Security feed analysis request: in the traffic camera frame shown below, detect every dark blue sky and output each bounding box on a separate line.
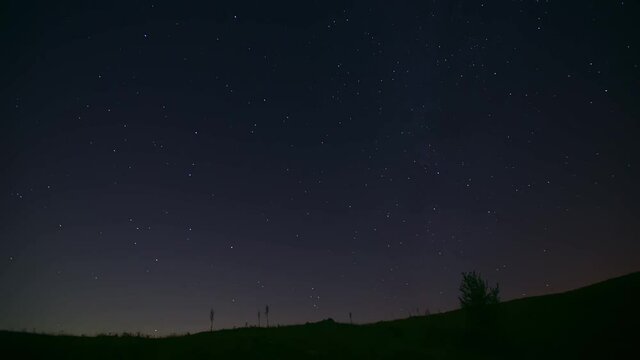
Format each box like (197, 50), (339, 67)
(1, 0), (639, 335)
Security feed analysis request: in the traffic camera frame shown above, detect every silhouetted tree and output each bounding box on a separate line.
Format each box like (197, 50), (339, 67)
(459, 271), (501, 334)
(265, 305), (270, 328)
(459, 271), (500, 309)
(258, 311), (261, 327)
(349, 312), (353, 324)
(209, 309), (215, 332)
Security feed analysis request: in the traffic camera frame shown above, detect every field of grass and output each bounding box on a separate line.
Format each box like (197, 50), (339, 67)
(1, 272), (638, 359)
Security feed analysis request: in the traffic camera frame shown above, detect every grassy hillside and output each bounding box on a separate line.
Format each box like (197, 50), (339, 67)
(2, 272), (638, 359)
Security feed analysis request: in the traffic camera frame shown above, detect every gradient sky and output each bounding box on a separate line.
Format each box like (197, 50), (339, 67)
(1, 1), (639, 336)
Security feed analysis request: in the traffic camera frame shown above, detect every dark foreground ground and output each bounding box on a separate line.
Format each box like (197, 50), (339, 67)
(1, 272), (638, 359)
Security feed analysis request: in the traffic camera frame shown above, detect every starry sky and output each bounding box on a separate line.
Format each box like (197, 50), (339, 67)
(1, 1), (639, 336)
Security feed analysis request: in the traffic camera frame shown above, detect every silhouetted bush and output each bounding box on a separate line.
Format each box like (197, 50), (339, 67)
(458, 271), (502, 349)
(265, 305), (270, 328)
(459, 271), (500, 309)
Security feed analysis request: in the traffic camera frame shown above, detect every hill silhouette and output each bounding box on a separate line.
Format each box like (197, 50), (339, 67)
(1, 272), (638, 359)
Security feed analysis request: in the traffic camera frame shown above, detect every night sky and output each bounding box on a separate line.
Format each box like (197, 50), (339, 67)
(1, 1), (639, 336)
